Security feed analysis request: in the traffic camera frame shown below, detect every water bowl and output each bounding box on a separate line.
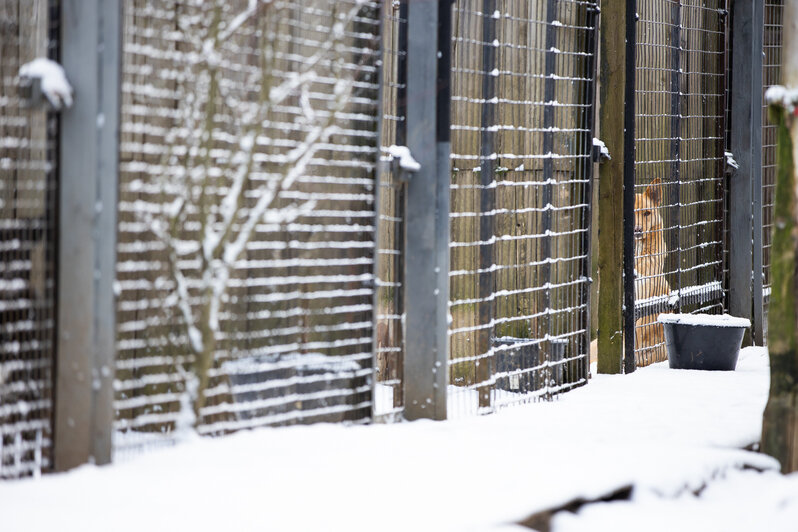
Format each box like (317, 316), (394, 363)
(657, 313), (751, 371)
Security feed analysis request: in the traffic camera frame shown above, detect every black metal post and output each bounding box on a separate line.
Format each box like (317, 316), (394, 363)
(623, 0), (637, 374)
(579, 2), (600, 381)
(729, 0), (763, 345)
(542, 0), (559, 392)
(396, 1), (408, 148)
(477, 0), (497, 409)
(751, 3), (765, 345)
(669, 0), (682, 312)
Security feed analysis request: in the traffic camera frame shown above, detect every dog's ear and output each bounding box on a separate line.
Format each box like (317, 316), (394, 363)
(645, 178), (661, 206)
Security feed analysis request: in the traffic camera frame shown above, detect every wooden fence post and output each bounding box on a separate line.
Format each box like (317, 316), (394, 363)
(54, 0), (121, 470)
(596, 0), (627, 373)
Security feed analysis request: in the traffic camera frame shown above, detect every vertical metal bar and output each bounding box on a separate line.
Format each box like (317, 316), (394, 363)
(669, 0), (682, 313)
(396, 1), (408, 148)
(395, 1), (409, 408)
(54, 0), (121, 470)
(542, 0), (559, 391)
(435, 0), (453, 410)
(477, 0), (497, 409)
(580, 2), (600, 382)
(404, 0), (448, 420)
(371, 0), (388, 421)
(751, 1), (765, 344)
(623, 0), (637, 374)
(729, 0), (761, 343)
(718, 7), (730, 310)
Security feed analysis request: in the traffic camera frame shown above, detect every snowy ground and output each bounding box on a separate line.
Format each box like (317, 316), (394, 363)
(1, 347), (792, 532)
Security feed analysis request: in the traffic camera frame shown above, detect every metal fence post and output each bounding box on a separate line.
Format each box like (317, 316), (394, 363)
(403, 0), (450, 420)
(476, 0), (497, 410)
(622, 0), (637, 374)
(729, 0), (763, 344)
(54, 0), (121, 470)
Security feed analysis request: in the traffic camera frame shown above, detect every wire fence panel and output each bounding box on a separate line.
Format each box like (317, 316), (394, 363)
(762, 0), (783, 342)
(0, 0), (58, 479)
(632, 0), (728, 367)
(373, 1), (406, 420)
(114, 0), (381, 456)
(448, 0), (597, 417)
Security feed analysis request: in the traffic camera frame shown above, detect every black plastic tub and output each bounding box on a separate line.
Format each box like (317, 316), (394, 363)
(657, 313), (751, 371)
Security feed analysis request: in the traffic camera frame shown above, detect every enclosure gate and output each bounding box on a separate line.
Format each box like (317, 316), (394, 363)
(625, 0), (730, 368)
(375, 0), (600, 418)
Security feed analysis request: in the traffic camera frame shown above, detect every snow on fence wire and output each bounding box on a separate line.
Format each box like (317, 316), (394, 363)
(631, 0), (728, 367)
(0, 0), (59, 479)
(447, 0), (598, 416)
(373, 1), (407, 419)
(113, 0), (381, 456)
(761, 0), (784, 340)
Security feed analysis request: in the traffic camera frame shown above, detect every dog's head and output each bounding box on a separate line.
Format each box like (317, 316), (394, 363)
(634, 178), (663, 241)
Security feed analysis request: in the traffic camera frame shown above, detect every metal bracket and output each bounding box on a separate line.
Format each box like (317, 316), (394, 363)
(592, 143), (611, 163)
(724, 151), (739, 178)
(379, 156), (418, 182)
(19, 76), (46, 109)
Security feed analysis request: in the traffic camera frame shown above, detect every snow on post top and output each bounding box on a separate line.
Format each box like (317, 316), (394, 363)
(18, 57), (73, 110)
(384, 145), (421, 172)
(657, 313), (751, 328)
(765, 84), (798, 115)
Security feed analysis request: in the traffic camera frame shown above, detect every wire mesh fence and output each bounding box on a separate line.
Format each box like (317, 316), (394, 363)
(631, 0), (728, 367)
(113, 0), (381, 456)
(0, 0), (59, 479)
(373, 1), (407, 420)
(447, 0), (597, 416)
(0, 0), (789, 480)
(761, 0), (783, 341)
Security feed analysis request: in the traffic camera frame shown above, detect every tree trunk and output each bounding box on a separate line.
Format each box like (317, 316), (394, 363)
(193, 297), (218, 421)
(761, 2), (798, 470)
(761, 103), (798, 472)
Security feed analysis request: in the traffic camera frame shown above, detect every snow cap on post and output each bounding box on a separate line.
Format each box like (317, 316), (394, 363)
(18, 57), (74, 111)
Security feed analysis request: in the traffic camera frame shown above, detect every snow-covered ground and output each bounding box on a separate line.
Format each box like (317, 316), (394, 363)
(1, 347), (791, 531)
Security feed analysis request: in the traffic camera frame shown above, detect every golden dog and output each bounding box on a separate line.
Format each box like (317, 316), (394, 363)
(590, 178), (670, 367)
(633, 178), (670, 363)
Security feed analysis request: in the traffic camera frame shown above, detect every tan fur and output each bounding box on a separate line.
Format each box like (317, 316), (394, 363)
(633, 178), (670, 364)
(590, 179), (670, 367)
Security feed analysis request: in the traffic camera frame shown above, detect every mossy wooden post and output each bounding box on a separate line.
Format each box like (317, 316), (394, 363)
(761, 0), (798, 474)
(596, 0), (625, 373)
